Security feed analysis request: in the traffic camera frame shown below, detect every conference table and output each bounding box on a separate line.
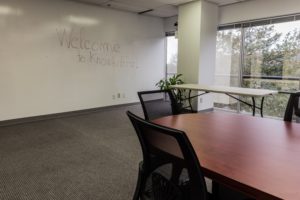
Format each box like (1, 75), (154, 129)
(171, 84), (278, 117)
(153, 112), (300, 200)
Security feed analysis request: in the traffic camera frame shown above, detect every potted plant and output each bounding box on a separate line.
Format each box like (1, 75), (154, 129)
(155, 74), (184, 91)
(156, 74), (186, 104)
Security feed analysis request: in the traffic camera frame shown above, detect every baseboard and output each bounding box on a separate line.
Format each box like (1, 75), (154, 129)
(198, 108), (214, 113)
(0, 102), (140, 127)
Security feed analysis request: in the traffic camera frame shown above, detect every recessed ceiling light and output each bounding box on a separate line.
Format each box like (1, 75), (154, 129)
(0, 5), (22, 15)
(67, 15), (99, 26)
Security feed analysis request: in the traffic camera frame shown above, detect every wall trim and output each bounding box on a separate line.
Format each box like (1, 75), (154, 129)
(0, 102), (140, 127)
(198, 108), (214, 113)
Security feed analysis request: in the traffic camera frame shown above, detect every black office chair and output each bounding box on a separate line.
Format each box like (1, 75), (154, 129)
(127, 111), (209, 200)
(284, 91), (300, 122)
(138, 90), (192, 121)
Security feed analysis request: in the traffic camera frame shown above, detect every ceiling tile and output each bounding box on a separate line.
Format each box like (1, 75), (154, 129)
(206, 0), (250, 6)
(72, 0), (109, 5)
(106, 1), (147, 12)
(155, 0), (195, 6)
(69, 0), (253, 18)
(145, 4), (178, 18)
(113, 0), (165, 9)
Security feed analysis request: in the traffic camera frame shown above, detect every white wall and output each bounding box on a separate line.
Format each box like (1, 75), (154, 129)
(0, 0), (165, 121)
(219, 0), (300, 24)
(178, 1), (218, 111)
(164, 16), (178, 33)
(198, 1), (218, 110)
(178, 1), (201, 84)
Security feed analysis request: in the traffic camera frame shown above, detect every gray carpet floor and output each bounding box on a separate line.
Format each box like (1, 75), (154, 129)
(0, 104), (144, 200)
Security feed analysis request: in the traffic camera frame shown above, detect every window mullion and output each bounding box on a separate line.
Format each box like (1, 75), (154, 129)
(237, 27), (246, 113)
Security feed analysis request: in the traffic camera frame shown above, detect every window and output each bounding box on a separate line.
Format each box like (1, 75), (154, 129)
(215, 15), (300, 118)
(166, 34), (178, 78)
(215, 29), (241, 112)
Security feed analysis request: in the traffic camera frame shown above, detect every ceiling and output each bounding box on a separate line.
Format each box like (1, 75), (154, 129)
(70, 0), (252, 18)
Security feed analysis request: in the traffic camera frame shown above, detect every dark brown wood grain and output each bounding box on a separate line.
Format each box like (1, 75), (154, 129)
(153, 112), (300, 200)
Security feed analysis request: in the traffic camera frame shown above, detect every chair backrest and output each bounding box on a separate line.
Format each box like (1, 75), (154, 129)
(138, 90), (179, 121)
(127, 111), (208, 200)
(284, 92), (300, 122)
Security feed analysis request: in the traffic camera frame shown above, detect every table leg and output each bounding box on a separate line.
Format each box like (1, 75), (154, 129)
(251, 97), (256, 116)
(260, 97), (265, 117)
(188, 89), (193, 112)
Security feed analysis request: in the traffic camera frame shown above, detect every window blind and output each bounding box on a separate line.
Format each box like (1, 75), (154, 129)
(218, 13), (300, 30)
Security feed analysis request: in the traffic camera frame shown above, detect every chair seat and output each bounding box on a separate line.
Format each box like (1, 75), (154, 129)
(136, 160), (215, 200)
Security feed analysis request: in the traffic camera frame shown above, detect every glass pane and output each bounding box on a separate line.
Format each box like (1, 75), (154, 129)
(166, 36), (178, 75)
(242, 21), (300, 118)
(214, 29), (242, 111)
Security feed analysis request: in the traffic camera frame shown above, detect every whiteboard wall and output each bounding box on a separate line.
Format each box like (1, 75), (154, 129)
(0, 0), (165, 121)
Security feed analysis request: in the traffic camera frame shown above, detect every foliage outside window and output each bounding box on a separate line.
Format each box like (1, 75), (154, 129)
(166, 35), (178, 78)
(215, 19), (300, 118)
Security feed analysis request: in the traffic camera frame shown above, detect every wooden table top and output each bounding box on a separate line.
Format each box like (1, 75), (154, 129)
(153, 112), (300, 200)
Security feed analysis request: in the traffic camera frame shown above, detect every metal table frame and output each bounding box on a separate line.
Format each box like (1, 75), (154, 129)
(172, 84), (278, 117)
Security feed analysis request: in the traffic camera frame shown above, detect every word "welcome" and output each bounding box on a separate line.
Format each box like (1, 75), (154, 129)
(56, 28), (120, 54)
